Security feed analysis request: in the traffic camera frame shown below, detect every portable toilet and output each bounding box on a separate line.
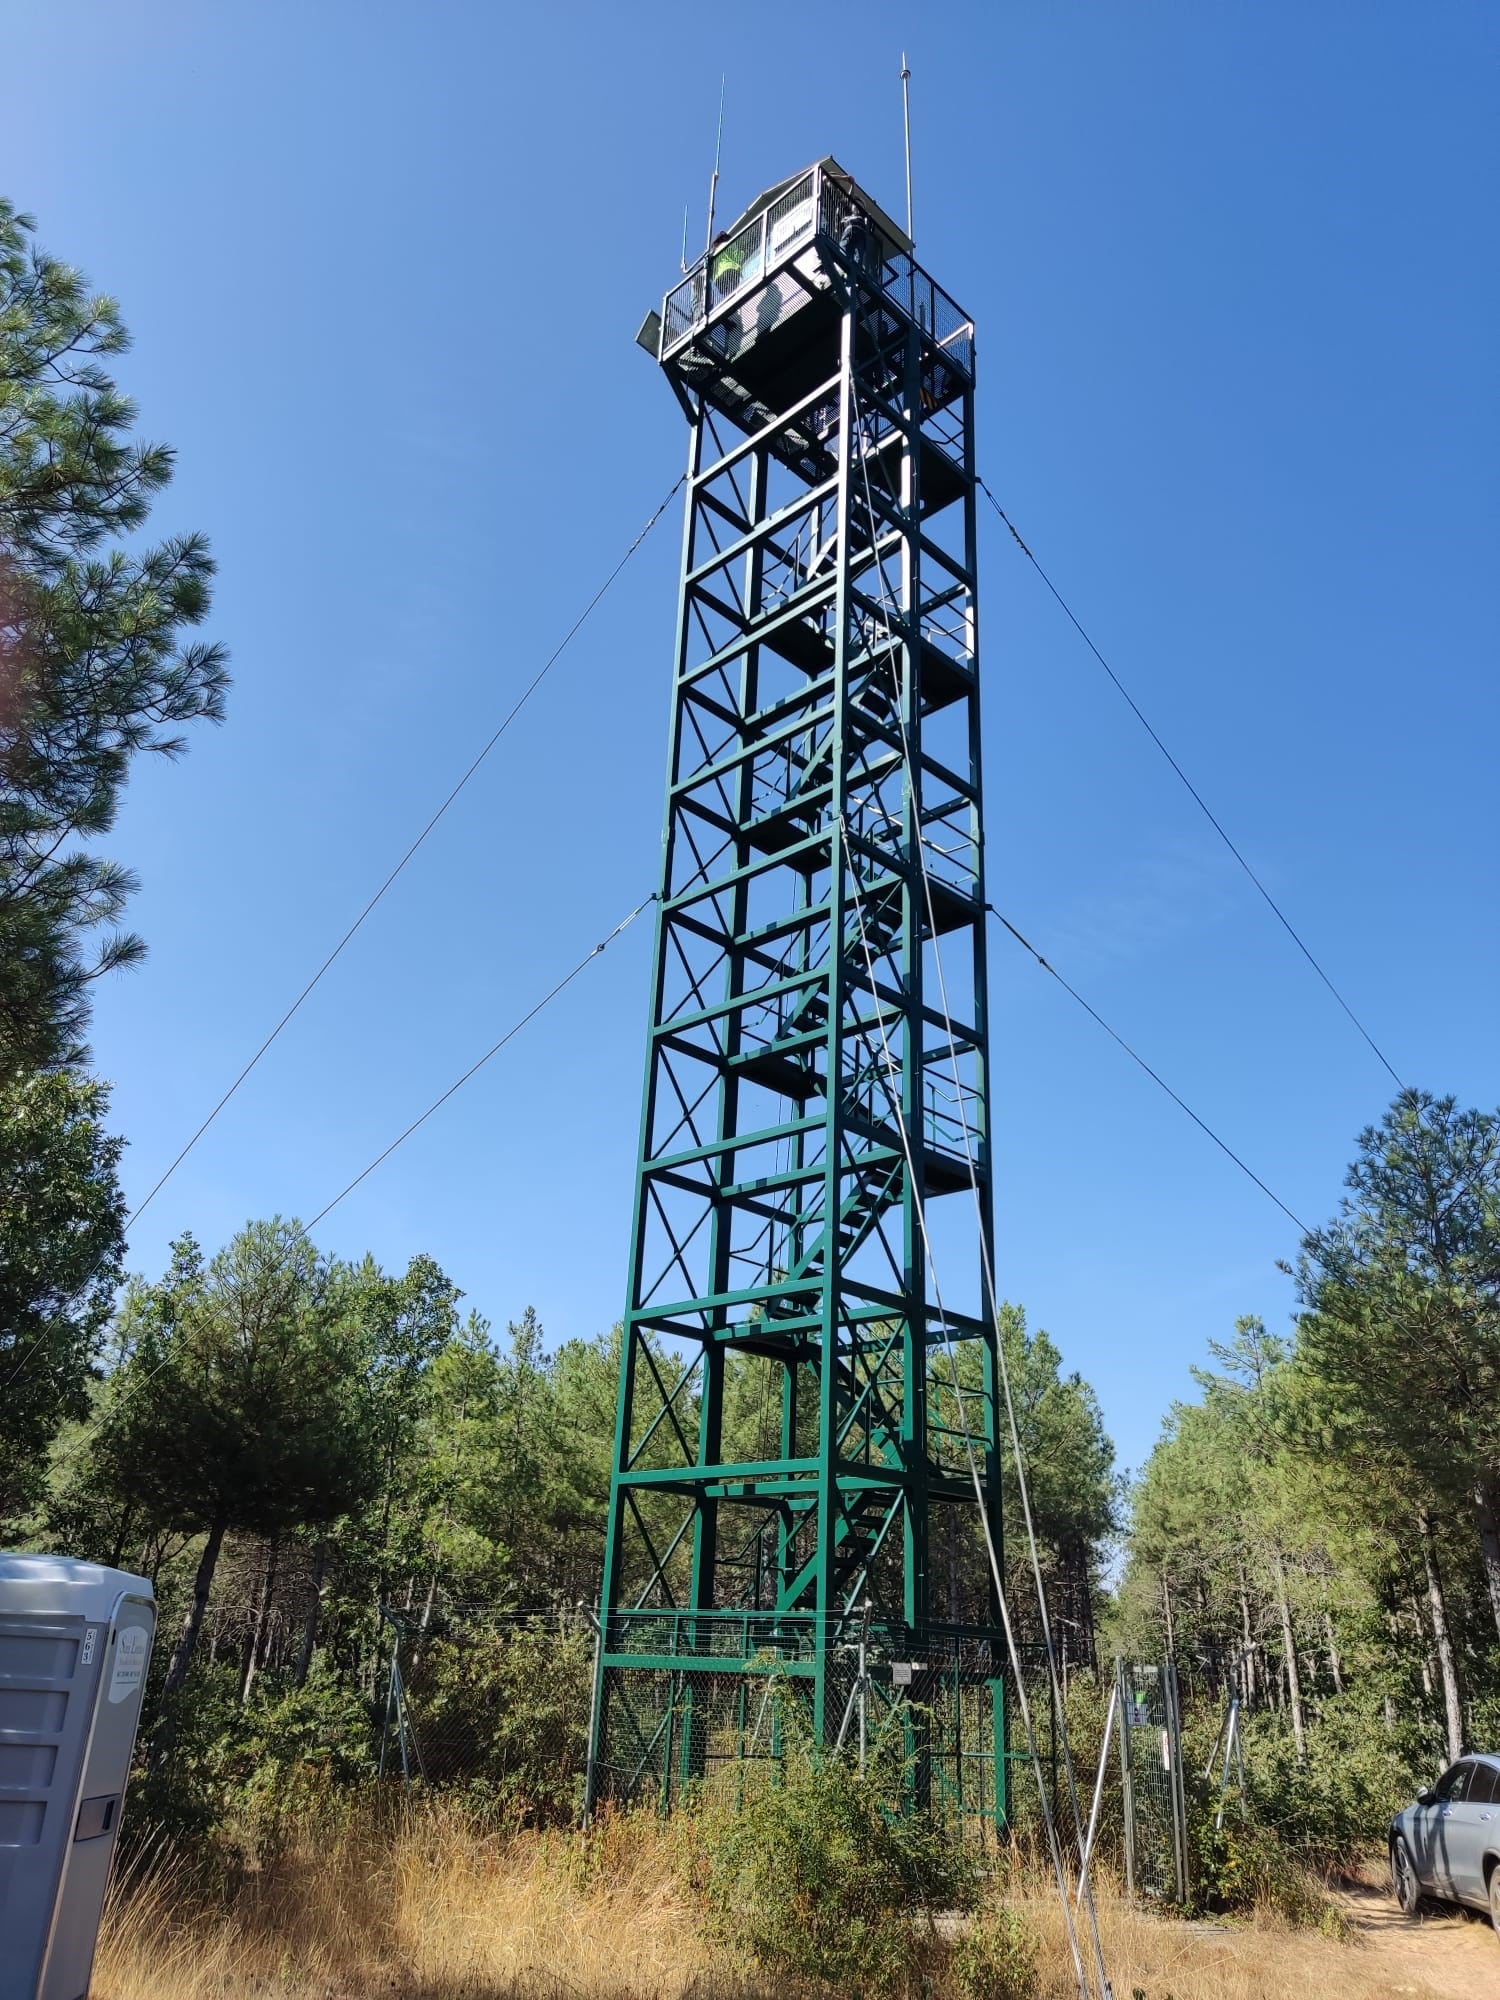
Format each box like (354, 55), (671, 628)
(0, 1555), (156, 2000)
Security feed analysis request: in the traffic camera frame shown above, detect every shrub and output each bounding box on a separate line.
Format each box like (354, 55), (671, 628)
(123, 1662), (375, 1878)
(951, 1907), (1039, 2000)
(203, 1670), (376, 1866)
(404, 1622), (591, 1823)
(684, 1696), (974, 1996)
(1193, 1815), (1349, 1936)
(1233, 1694), (1420, 1859)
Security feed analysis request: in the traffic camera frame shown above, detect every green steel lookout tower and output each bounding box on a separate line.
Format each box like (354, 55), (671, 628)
(589, 161), (1007, 1823)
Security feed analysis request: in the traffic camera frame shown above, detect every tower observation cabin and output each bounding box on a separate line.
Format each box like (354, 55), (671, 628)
(591, 161), (1009, 1824)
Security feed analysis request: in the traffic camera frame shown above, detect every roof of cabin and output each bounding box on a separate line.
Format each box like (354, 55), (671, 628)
(718, 157), (913, 258)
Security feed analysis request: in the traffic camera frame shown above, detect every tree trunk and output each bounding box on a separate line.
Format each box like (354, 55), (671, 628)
(1237, 1565), (1257, 1707)
(241, 1538), (279, 1705)
(1272, 1550), (1307, 1765)
(106, 1507), (135, 1573)
(1418, 1506), (1464, 1764)
(1471, 1474), (1500, 1643)
(1406, 1596), (1436, 1697)
(150, 1511), (227, 1770)
(162, 1513), (226, 1702)
(1323, 1612), (1345, 1696)
(1193, 1575), (1215, 1689)
(238, 1541), (266, 1700)
(294, 1548), (327, 1689)
(1161, 1572), (1178, 1661)
(411, 1569), (439, 1677)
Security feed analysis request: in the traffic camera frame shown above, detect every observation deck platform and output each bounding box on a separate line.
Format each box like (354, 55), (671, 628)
(639, 160), (975, 511)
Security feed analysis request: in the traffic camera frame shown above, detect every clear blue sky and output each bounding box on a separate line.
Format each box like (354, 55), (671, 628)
(6, 2), (1495, 1483)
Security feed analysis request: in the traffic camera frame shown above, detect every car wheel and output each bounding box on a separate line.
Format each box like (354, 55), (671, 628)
(1392, 1837), (1422, 1916)
(1488, 1865), (1500, 1938)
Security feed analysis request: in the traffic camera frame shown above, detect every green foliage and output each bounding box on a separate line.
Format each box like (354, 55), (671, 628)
(1296, 1091), (1500, 1640)
(1232, 1695), (1420, 1857)
(1192, 1815), (1348, 1936)
(950, 1908), (1039, 2000)
(120, 1666), (242, 1858)
(0, 195), (226, 1076)
(994, 1304), (1121, 1562)
(122, 1663), (372, 1873)
(1116, 1092), (1500, 1882)
(99, 1223), (382, 1547)
(686, 1704), (973, 1997)
(405, 1622), (592, 1823)
(0, 1068), (123, 1521)
(201, 1672), (376, 1866)
(927, 1303), (1119, 1629)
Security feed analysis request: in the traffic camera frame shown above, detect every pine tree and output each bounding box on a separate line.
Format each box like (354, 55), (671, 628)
(0, 196), (227, 1075)
(1298, 1092), (1500, 1639)
(0, 1068), (124, 1523)
(95, 1222), (381, 1743)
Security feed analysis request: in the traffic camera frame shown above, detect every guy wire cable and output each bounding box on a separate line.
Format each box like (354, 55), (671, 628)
(859, 414), (1317, 1241)
(838, 815), (1098, 2000)
(0, 476), (682, 1399)
(851, 386), (1321, 1245)
(987, 906), (1312, 1236)
(849, 420), (1112, 1996)
(978, 478), (1409, 1099)
(304, 894), (655, 1230)
(128, 475), (684, 1231)
(59, 891), (656, 1450)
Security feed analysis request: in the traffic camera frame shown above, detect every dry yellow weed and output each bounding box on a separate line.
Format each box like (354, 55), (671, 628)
(92, 1800), (1469, 2000)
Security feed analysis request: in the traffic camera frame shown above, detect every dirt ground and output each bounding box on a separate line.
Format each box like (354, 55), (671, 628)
(1332, 1869), (1500, 1999)
(1019, 1865), (1500, 2000)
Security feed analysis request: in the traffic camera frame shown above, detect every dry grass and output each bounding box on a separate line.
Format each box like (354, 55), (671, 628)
(96, 1807), (719, 2000)
(93, 1800), (1466, 2000)
(1023, 1892), (1442, 2000)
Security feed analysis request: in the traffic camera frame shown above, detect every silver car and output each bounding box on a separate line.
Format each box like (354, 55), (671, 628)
(1391, 1754), (1500, 1925)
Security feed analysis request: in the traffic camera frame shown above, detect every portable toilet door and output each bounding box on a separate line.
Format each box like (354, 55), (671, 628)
(0, 1554), (157, 2000)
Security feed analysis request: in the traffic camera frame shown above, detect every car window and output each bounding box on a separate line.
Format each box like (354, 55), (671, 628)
(1434, 1762), (1470, 1801)
(1469, 1763), (1499, 1805)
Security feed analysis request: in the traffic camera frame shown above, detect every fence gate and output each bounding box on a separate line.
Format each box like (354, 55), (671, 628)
(1116, 1657), (1188, 1903)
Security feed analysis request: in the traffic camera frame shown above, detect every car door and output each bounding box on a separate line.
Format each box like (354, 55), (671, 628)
(1411, 1762), (1469, 1897)
(1441, 1758), (1499, 1909)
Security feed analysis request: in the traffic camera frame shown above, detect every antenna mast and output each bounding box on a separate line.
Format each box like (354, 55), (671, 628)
(900, 53), (914, 243)
(703, 76), (726, 259)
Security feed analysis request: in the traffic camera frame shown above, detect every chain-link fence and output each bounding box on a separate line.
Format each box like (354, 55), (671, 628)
(592, 1625), (1023, 1844)
(378, 1601), (1096, 1853)
(379, 1604), (596, 1824)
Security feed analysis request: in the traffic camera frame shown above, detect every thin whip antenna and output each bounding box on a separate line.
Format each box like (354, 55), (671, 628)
(680, 205), (689, 274)
(703, 74), (726, 259)
(900, 53), (913, 243)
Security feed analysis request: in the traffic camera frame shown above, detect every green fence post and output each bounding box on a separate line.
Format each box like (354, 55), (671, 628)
(989, 1676), (1007, 1833)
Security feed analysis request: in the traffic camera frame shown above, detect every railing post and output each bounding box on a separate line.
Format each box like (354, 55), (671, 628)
(582, 1599), (604, 1824)
(1118, 1656), (1137, 1896)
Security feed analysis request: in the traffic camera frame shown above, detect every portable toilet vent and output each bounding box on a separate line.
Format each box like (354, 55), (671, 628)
(0, 1555), (156, 2000)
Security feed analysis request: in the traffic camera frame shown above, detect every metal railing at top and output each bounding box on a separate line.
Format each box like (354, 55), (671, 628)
(662, 169), (819, 352)
(658, 164), (974, 383)
(605, 1605), (1015, 1659)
